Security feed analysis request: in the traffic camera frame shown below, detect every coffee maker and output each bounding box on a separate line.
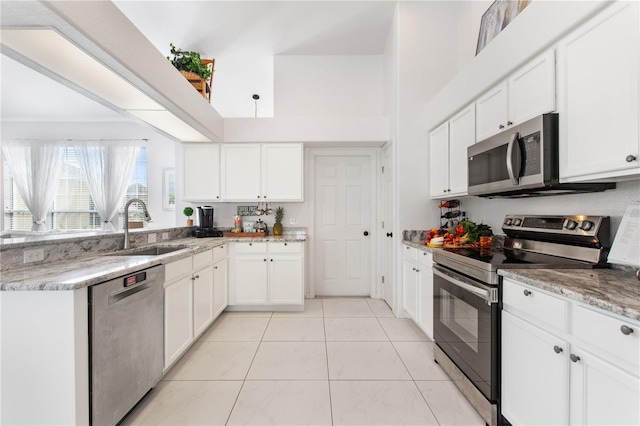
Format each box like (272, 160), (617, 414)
(194, 206), (223, 238)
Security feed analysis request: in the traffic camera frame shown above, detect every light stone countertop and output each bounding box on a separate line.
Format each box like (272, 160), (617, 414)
(0, 236), (306, 291)
(500, 268), (640, 322)
(402, 241), (434, 253)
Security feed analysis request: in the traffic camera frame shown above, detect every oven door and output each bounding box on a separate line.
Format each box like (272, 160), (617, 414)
(433, 264), (499, 402)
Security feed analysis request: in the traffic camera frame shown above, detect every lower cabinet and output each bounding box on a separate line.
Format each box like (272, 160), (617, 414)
(164, 245), (228, 369)
(402, 244), (434, 339)
(229, 241), (305, 307)
(502, 278), (640, 425)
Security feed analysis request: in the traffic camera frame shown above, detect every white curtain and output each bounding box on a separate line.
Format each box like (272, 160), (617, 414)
(75, 141), (143, 231)
(1, 140), (64, 231)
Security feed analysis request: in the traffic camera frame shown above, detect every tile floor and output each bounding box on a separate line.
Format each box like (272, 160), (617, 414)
(123, 298), (485, 426)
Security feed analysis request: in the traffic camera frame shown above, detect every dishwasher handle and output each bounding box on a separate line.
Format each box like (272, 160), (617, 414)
(109, 281), (157, 305)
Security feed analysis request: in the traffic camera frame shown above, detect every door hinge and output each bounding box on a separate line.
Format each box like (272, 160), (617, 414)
(381, 166), (385, 173)
(382, 221), (385, 229)
(382, 275), (385, 284)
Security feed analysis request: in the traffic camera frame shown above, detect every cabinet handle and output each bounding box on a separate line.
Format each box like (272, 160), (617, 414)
(443, 189), (447, 193)
(523, 289), (531, 296)
(412, 267), (416, 271)
(270, 259), (273, 262)
(415, 269), (420, 272)
(284, 242), (288, 246)
(216, 196), (220, 199)
(191, 274), (200, 280)
(553, 345), (563, 354)
(447, 189), (451, 192)
(570, 353), (580, 363)
(507, 121), (513, 126)
(257, 195), (261, 199)
(263, 195), (267, 199)
(264, 258), (267, 261)
(621, 325), (634, 335)
(249, 243), (252, 246)
(214, 266), (218, 269)
(499, 124), (505, 129)
(406, 246), (410, 250)
(626, 155), (637, 163)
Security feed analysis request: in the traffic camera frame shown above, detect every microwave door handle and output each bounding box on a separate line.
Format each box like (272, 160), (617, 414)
(506, 132), (521, 186)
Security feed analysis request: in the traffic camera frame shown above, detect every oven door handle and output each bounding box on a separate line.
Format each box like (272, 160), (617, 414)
(433, 265), (498, 303)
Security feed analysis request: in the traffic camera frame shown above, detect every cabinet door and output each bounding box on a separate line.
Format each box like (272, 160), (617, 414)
(233, 256), (268, 304)
(220, 144), (262, 201)
(508, 50), (556, 126)
(402, 259), (418, 319)
(448, 104), (475, 197)
(193, 265), (214, 338)
(164, 276), (194, 367)
(569, 346), (639, 425)
(269, 256), (304, 304)
(475, 81), (509, 142)
(183, 144), (221, 201)
(262, 144), (303, 201)
(558, 1), (640, 181)
(213, 258), (227, 318)
(429, 121), (450, 198)
(416, 251), (434, 338)
(501, 311), (569, 426)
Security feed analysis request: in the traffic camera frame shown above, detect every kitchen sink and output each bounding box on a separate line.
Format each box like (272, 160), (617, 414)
(109, 245), (188, 256)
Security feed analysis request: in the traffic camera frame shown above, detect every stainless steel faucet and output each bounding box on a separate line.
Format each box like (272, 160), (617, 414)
(124, 198), (152, 250)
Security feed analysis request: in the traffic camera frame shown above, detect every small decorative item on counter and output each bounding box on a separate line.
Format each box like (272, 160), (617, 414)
(255, 219), (268, 235)
(233, 215), (242, 232)
(243, 222), (254, 233)
(425, 220), (493, 248)
(273, 206), (284, 236)
(183, 207), (194, 226)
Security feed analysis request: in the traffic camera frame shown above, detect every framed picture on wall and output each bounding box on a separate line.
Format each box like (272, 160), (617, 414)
(476, 0), (531, 55)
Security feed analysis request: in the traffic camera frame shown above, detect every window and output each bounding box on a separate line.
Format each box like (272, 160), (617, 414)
(2, 147), (147, 231)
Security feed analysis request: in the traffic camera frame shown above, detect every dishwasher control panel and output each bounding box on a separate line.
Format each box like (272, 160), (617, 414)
(124, 271), (147, 287)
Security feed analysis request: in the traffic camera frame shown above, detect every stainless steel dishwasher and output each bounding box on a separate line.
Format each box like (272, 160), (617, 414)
(89, 265), (165, 426)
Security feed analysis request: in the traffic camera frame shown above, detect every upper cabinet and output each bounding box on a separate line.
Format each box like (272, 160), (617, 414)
(558, 1), (640, 182)
(183, 144), (221, 202)
(429, 103), (476, 199)
(476, 51), (556, 142)
(221, 143), (304, 202)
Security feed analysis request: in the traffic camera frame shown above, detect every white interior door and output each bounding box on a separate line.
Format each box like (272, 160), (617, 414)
(382, 145), (394, 306)
(314, 155), (372, 296)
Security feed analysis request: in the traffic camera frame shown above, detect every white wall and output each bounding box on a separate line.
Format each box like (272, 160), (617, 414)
(274, 55), (384, 117)
(1, 121), (177, 229)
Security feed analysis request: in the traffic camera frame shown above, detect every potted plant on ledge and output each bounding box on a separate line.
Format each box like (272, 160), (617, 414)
(167, 43), (214, 102)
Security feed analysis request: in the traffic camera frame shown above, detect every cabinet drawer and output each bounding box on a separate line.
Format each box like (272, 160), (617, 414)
(165, 256), (193, 282)
(234, 242), (267, 254)
(269, 241), (302, 254)
(193, 249), (213, 270)
(403, 245), (418, 262)
(503, 280), (569, 332)
(573, 304), (639, 370)
(418, 250), (433, 268)
(212, 244), (227, 262)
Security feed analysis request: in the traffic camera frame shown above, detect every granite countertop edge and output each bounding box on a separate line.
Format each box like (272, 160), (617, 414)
(402, 240), (434, 252)
(499, 269), (640, 322)
(0, 236), (306, 291)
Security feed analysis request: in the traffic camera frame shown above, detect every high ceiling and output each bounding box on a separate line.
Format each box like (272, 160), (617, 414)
(1, 1), (397, 122)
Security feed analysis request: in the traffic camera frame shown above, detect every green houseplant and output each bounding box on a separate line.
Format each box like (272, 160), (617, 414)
(183, 206), (194, 226)
(167, 43), (212, 80)
(273, 206), (284, 236)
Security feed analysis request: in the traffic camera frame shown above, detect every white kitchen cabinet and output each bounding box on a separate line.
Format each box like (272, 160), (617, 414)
(402, 254), (418, 320)
(262, 144), (304, 201)
(401, 245), (434, 338)
(182, 144), (221, 201)
(558, 1), (640, 182)
(502, 310), (569, 426)
(429, 103), (475, 199)
(164, 247), (225, 369)
(193, 264), (214, 337)
(165, 274), (193, 367)
(569, 345), (639, 425)
(229, 241), (305, 308)
(476, 50), (556, 142)
(501, 277), (640, 426)
(416, 250), (434, 338)
(221, 143), (304, 201)
(212, 244), (228, 318)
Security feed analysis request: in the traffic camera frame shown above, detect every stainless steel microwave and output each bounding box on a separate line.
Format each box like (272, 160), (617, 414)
(467, 113), (615, 197)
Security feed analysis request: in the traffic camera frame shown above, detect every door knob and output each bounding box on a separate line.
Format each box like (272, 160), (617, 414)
(364, 231), (369, 236)
(626, 155), (637, 162)
(386, 232), (393, 237)
(570, 353), (581, 363)
(523, 289), (531, 296)
(553, 345), (563, 354)
(621, 325), (634, 335)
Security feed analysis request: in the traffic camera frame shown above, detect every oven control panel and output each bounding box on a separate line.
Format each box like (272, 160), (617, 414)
(503, 215), (607, 237)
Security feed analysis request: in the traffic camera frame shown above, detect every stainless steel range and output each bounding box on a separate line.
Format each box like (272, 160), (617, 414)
(432, 215), (610, 426)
